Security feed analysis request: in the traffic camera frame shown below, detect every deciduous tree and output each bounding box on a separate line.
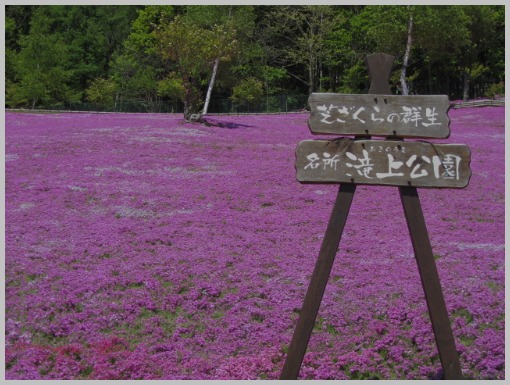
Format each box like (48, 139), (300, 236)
(156, 15), (238, 121)
(262, 5), (335, 95)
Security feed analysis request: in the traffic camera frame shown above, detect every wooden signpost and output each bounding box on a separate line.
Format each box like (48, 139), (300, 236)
(280, 53), (469, 380)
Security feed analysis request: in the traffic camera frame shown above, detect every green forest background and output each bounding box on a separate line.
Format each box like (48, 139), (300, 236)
(5, 5), (505, 116)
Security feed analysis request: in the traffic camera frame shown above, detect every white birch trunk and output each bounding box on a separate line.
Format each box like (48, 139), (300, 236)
(400, 10), (413, 96)
(462, 71), (470, 101)
(202, 57), (220, 115)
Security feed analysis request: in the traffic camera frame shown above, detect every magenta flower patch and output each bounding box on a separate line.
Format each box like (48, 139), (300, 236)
(5, 108), (504, 379)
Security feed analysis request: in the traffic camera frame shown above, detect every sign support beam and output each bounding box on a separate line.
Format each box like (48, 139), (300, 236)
(399, 186), (463, 379)
(279, 183), (356, 379)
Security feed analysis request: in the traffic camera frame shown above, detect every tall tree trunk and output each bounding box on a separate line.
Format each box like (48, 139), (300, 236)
(202, 6), (233, 116)
(428, 60), (432, 95)
(202, 57), (220, 115)
(308, 44), (314, 95)
(462, 71), (470, 101)
(400, 9), (413, 96)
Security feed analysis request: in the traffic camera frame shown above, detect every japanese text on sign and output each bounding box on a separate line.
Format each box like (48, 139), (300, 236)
(308, 93), (451, 138)
(317, 104), (442, 128)
(305, 150), (461, 180)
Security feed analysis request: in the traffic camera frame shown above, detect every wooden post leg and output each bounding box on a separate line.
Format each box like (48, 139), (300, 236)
(280, 183), (356, 380)
(399, 186), (463, 380)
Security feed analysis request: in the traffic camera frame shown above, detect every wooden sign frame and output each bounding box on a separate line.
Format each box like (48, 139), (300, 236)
(280, 53), (465, 380)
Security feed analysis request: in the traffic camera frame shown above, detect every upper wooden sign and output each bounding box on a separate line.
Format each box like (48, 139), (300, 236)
(308, 93), (451, 139)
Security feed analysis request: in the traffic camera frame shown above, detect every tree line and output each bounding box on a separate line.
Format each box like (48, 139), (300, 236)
(5, 5), (505, 120)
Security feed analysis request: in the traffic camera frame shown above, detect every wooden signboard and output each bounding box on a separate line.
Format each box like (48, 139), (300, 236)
(296, 139), (471, 188)
(280, 53), (467, 380)
(308, 93), (451, 138)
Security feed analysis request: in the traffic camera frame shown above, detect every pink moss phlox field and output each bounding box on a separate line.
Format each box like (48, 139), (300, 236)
(5, 107), (504, 380)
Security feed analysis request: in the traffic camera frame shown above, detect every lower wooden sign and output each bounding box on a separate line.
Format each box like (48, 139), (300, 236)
(296, 138), (471, 188)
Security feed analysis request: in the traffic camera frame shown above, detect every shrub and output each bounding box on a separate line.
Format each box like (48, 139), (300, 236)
(230, 77), (264, 107)
(484, 82), (504, 99)
(86, 78), (117, 110)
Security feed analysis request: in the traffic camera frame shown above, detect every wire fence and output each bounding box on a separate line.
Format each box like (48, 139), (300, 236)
(7, 95), (504, 115)
(207, 94), (309, 114)
(451, 98), (505, 108)
(9, 94), (310, 115)
(45, 99), (183, 114)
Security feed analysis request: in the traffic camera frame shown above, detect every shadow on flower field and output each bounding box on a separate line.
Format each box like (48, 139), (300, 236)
(5, 108), (504, 380)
